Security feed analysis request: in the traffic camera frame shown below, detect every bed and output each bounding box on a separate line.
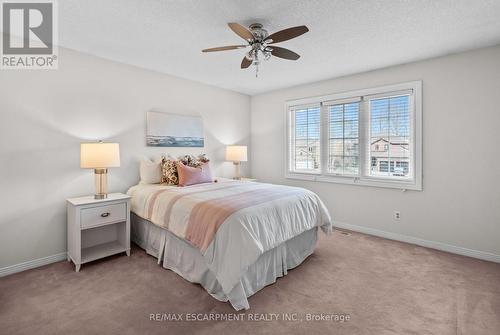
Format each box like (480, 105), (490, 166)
(127, 179), (332, 310)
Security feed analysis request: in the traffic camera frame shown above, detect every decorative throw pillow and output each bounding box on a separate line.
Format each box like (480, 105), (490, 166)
(197, 154), (210, 164)
(139, 159), (161, 184)
(178, 154), (209, 167)
(161, 154), (211, 185)
(178, 154), (197, 167)
(160, 156), (179, 185)
(177, 162), (213, 187)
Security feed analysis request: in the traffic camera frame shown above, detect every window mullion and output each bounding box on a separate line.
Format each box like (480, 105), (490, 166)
(359, 97), (368, 179)
(387, 98), (392, 176)
(306, 109), (309, 169)
(342, 104), (345, 175)
(320, 103), (329, 176)
(291, 110), (295, 172)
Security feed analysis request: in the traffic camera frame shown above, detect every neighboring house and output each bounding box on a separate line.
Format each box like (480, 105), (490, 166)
(294, 139), (320, 170)
(293, 137), (410, 177)
(370, 137), (410, 176)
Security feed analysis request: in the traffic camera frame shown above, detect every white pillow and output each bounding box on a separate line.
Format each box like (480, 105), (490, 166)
(139, 159), (162, 184)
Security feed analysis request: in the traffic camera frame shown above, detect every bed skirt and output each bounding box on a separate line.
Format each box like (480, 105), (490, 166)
(131, 213), (318, 310)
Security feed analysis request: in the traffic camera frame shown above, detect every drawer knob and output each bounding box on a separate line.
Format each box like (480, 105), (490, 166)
(101, 212), (110, 218)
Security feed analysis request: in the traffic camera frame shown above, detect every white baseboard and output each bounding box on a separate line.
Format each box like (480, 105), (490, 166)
(0, 252), (67, 277)
(333, 221), (500, 264)
(2, 222), (499, 277)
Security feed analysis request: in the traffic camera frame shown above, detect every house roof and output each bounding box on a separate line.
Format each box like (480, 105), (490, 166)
(371, 138), (409, 146)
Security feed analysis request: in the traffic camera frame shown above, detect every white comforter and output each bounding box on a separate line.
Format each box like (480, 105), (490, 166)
(127, 180), (332, 298)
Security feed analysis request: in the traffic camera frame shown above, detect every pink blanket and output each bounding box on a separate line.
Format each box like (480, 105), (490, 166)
(185, 186), (303, 251)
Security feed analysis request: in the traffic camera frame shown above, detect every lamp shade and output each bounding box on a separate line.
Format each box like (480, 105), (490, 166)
(226, 145), (247, 162)
(80, 142), (120, 168)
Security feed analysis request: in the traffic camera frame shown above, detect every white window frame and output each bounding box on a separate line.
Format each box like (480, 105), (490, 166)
(285, 81), (422, 191)
(288, 103), (322, 174)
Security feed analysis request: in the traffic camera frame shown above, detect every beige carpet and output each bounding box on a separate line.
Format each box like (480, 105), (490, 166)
(1, 230), (499, 335)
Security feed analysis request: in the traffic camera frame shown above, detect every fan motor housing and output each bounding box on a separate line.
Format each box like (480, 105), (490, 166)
(249, 23), (268, 41)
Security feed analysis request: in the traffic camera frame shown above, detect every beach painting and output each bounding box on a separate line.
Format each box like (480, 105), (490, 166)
(146, 111), (204, 147)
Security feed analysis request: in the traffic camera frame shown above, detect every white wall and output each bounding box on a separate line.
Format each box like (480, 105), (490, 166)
(251, 45), (500, 258)
(0, 47), (250, 268)
(2, 43), (499, 271)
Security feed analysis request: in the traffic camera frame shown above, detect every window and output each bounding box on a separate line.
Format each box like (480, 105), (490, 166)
(369, 94), (411, 179)
(327, 101), (360, 175)
(289, 105), (321, 172)
(286, 81), (422, 190)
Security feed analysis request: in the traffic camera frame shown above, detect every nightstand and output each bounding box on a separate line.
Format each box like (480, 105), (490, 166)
(67, 193), (131, 272)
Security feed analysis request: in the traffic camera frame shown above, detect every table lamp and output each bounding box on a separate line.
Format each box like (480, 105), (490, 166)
(80, 141), (120, 199)
(226, 145), (247, 180)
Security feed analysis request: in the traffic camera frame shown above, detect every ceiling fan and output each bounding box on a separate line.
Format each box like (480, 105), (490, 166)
(202, 22), (309, 77)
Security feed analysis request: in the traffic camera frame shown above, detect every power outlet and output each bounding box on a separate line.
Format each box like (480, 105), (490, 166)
(393, 211), (401, 221)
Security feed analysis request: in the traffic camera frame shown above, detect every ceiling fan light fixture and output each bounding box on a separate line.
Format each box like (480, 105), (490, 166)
(245, 51), (253, 61)
(202, 22), (309, 75)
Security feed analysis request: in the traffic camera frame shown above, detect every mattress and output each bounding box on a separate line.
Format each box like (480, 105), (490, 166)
(132, 213), (319, 310)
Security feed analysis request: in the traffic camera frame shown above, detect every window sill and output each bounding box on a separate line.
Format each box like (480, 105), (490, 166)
(285, 173), (422, 191)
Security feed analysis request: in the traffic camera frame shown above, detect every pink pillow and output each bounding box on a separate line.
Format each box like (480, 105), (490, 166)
(177, 162), (213, 187)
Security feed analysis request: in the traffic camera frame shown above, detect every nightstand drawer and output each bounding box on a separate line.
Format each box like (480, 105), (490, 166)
(80, 203), (126, 229)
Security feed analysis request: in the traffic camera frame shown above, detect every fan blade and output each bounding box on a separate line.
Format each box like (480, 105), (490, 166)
(241, 57), (252, 69)
(202, 45), (247, 52)
(270, 46), (300, 60)
(266, 25), (309, 44)
(228, 22), (254, 41)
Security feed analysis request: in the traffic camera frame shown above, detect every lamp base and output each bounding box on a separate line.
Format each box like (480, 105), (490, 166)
(94, 168), (108, 199)
(232, 161), (241, 180)
(94, 194), (108, 200)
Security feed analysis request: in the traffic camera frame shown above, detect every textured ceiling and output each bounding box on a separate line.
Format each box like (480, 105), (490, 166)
(59, 0), (500, 95)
